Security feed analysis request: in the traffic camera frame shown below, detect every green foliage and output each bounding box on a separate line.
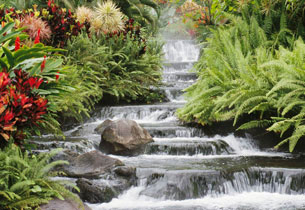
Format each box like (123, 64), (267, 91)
(0, 22), (98, 139)
(178, 15), (305, 151)
(236, 0), (305, 48)
(112, 0), (160, 33)
(0, 144), (83, 210)
(66, 32), (163, 102)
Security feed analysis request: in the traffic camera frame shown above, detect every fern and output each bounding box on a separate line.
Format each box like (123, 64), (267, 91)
(178, 12), (305, 151)
(0, 145), (83, 210)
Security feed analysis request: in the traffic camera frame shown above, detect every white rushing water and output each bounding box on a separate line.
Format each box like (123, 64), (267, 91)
(90, 189), (305, 210)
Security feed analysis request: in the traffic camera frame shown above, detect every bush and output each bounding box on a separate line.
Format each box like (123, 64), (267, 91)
(0, 1), (87, 48)
(0, 21), (100, 145)
(0, 70), (47, 148)
(177, 16), (305, 151)
(66, 25), (163, 102)
(0, 144), (83, 210)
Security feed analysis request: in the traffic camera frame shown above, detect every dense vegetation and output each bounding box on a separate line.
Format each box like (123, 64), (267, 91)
(0, 145), (81, 210)
(177, 0), (305, 152)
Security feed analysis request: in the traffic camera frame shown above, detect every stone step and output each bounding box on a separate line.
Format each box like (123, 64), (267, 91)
(138, 165), (305, 200)
(94, 102), (184, 122)
(145, 126), (204, 138)
(163, 72), (197, 82)
(163, 61), (196, 72)
(145, 139), (233, 156)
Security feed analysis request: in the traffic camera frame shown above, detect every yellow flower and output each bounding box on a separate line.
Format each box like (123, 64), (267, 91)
(34, 11), (40, 17)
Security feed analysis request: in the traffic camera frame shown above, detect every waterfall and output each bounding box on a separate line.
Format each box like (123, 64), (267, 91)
(60, 37), (305, 210)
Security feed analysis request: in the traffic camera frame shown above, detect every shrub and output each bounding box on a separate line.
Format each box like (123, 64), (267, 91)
(66, 27), (163, 102)
(0, 144), (83, 210)
(178, 15), (305, 152)
(0, 70), (48, 147)
(0, 1), (88, 48)
(0, 21), (99, 144)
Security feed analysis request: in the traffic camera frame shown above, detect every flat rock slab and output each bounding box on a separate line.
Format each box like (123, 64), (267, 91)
(40, 198), (91, 210)
(63, 150), (123, 179)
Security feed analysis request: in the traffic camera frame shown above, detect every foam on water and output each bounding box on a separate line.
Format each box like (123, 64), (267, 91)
(89, 188), (305, 210)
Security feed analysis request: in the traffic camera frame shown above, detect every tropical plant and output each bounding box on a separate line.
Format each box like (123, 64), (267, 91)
(75, 5), (94, 24)
(178, 15), (305, 152)
(112, 0), (160, 33)
(0, 22), (99, 143)
(18, 15), (52, 43)
(0, 144), (83, 210)
(66, 29), (163, 102)
(0, 69), (48, 148)
(90, 0), (125, 35)
(236, 0), (305, 48)
(0, 1), (88, 48)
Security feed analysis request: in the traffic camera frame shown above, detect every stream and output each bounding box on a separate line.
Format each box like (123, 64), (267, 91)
(58, 38), (305, 210)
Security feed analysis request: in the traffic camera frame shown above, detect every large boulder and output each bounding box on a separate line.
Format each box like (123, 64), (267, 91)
(96, 119), (154, 155)
(40, 198), (91, 210)
(62, 150), (123, 179)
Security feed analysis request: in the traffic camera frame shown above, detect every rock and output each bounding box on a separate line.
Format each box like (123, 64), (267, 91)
(113, 166), (136, 178)
(76, 178), (116, 203)
(40, 198), (91, 210)
(76, 166), (137, 204)
(94, 119), (112, 134)
(97, 119), (154, 155)
(62, 150), (123, 179)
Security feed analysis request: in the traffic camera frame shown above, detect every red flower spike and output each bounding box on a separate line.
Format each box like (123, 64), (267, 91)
(52, 6), (56, 13)
(56, 72), (60, 81)
(15, 36), (20, 51)
(41, 55), (46, 72)
(48, 0), (52, 7)
(34, 29), (41, 44)
(35, 78), (44, 89)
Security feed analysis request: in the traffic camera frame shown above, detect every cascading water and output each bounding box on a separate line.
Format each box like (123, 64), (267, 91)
(64, 37), (305, 210)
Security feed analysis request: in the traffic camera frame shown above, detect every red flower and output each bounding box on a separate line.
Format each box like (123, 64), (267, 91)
(48, 0), (53, 7)
(41, 55), (46, 72)
(34, 29), (41, 44)
(27, 77), (36, 88)
(56, 72), (59, 81)
(14, 36), (20, 51)
(35, 78), (44, 89)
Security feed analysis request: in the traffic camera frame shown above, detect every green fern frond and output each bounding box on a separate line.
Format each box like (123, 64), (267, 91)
(237, 119), (274, 130)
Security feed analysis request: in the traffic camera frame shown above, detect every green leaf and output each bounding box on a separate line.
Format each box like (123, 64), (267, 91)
(2, 46), (14, 68)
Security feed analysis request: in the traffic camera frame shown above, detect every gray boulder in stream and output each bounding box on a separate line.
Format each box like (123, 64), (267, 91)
(62, 150), (123, 178)
(76, 166), (137, 204)
(96, 119), (154, 156)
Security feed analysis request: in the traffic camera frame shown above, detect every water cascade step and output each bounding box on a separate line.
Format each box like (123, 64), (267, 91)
(63, 38), (305, 209)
